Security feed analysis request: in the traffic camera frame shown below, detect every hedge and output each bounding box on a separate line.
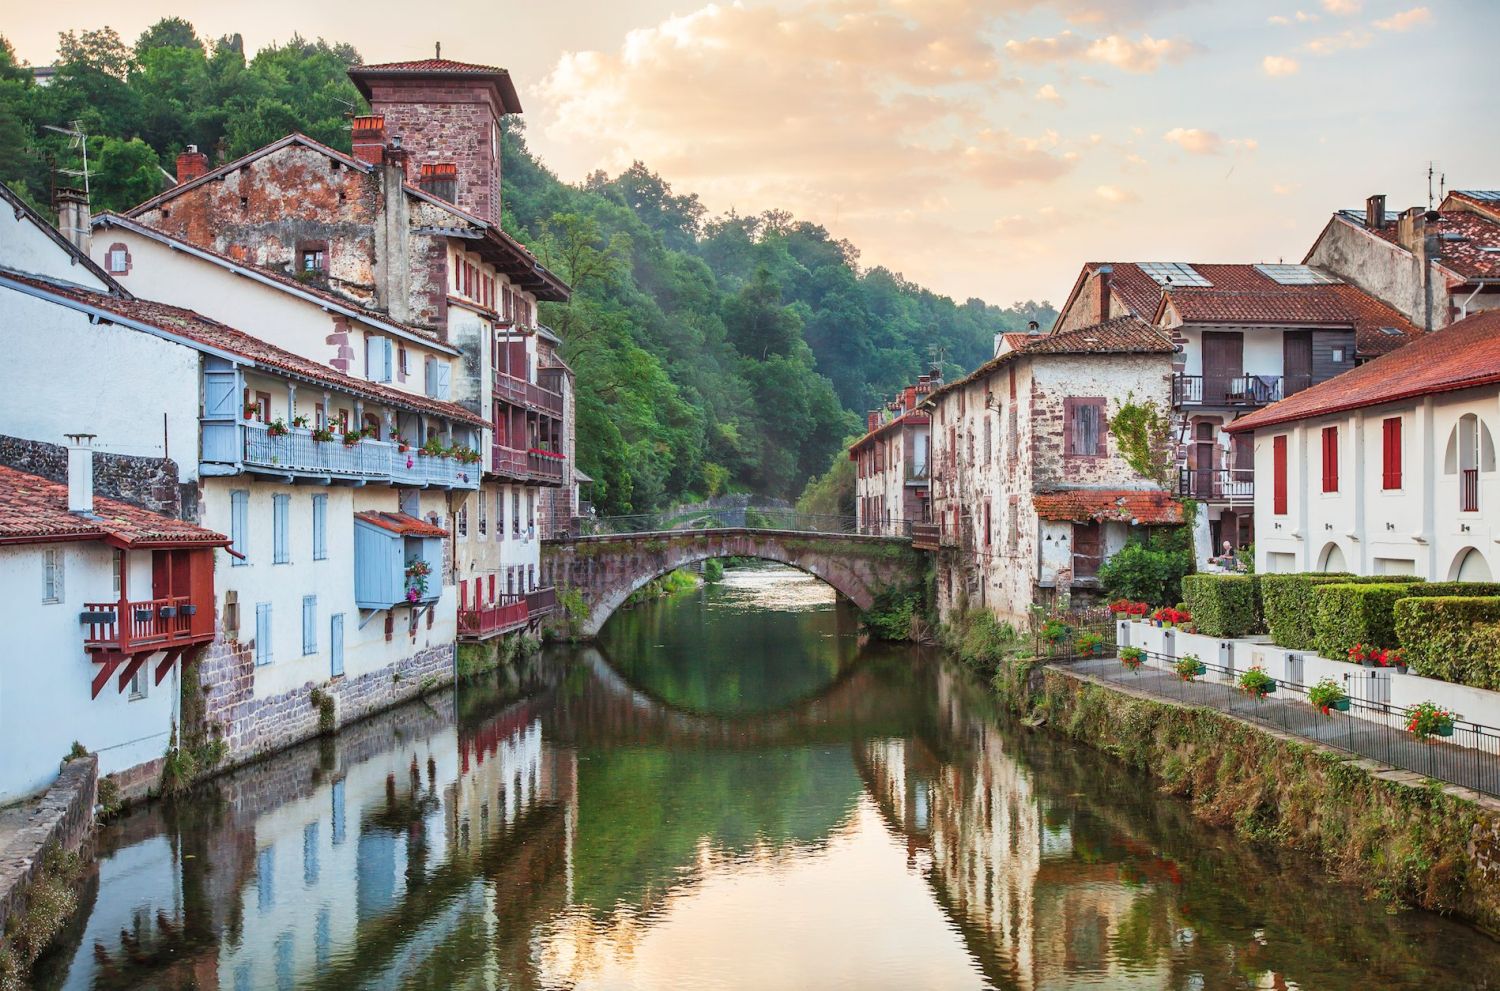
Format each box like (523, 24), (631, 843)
(1394, 596), (1500, 688)
(1311, 583), (1420, 660)
(1261, 573), (1424, 650)
(1181, 574), (1261, 637)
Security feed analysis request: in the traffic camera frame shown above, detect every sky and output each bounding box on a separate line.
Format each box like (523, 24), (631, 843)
(8, 0), (1497, 308)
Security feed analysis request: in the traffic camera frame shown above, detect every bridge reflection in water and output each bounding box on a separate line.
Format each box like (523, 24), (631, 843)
(35, 568), (1500, 991)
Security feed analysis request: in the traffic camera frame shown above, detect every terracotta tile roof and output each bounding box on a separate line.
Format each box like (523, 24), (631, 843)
(354, 511), (449, 537)
(1158, 283), (1420, 355)
(1444, 190), (1500, 223)
(1225, 310), (1500, 434)
(348, 60), (521, 113)
(1033, 489), (1184, 525)
(1363, 211), (1500, 282)
(0, 273), (487, 428)
(0, 466), (229, 547)
(355, 58), (506, 74)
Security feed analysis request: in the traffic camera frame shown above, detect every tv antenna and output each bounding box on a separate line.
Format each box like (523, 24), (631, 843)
(44, 120), (90, 198)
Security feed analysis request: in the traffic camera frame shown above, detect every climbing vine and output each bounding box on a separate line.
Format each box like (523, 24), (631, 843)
(1108, 392), (1175, 489)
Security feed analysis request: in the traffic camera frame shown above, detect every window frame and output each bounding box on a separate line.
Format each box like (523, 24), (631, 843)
(1272, 435), (1289, 515)
(1063, 397), (1107, 459)
(1381, 416), (1403, 491)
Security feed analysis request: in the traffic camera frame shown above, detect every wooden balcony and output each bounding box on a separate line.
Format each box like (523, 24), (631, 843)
(458, 596), (529, 641)
(911, 522), (941, 551)
(1172, 374), (1286, 408)
(208, 421), (479, 490)
(490, 443), (529, 481)
(494, 371), (564, 417)
(1178, 467), (1254, 502)
(525, 586), (558, 617)
(527, 450), (566, 486)
(81, 593), (214, 698)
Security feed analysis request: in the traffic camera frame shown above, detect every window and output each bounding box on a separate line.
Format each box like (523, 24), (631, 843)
(112, 548), (123, 597)
(42, 547), (64, 603)
(497, 489), (506, 539)
(224, 590), (240, 639)
(366, 337), (393, 383)
(273, 494), (290, 564)
(527, 491), (535, 531)
(1007, 406), (1018, 464)
(478, 489), (487, 536)
(527, 564), (535, 590)
(512, 491), (521, 536)
(1007, 495), (1020, 554)
(983, 501), (992, 548)
(312, 494), (327, 560)
(1381, 417), (1402, 490)
(425, 357), (451, 399)
(302, 595), (317, 655)
(301, 248), (325, 273)
(255, 602), (273, 666)
(984, 416), (993, 464)
(1321, 426), (1339, 493)
(1273, 435), (1289, 515)
(128, 663), (148, 700)
(457, 502), (468, 538)
(106, 243), (130, 274)
(244, 389), (270, 423)
(1064, 399), (1105, 457)
(398, 345), (410, 378)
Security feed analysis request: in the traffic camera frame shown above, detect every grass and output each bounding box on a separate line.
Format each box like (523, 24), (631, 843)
(0, 846), (86, 991)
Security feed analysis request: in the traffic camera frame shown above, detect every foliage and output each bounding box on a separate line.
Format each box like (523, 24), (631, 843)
(1040, 619), (1071, 644)
(1406, 701), (1456, 740)
(1076, 631), (1106, 656)
(1308, 677), (1348, 713)
(1175, 654), (1205, 681)
(1260, 573), (1420, 650)
(795, 443), (856, 518)
(1106, 393), (1175, 488)
(1181, 574), (1261, 638)
(1099, 540), (1193, 607)
(160, 729), (227, 796)
(1394, 596), (1500, 688)
(0, 845), (85, 990)
(861, 578), (926, 641)
(1237, 665), (1275, 699)
(940, 608), (1029, 676)
(702, 558), (724, 582)
(1119, 645), (1144, 670)
(625, 569), (699, 607)
(404, 559), (431, 602)
(309, 686), (335, 734)
(1311, 582), (1419, 660)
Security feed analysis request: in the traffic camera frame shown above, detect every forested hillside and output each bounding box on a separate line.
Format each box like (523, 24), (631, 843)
(0, 23), (1055, 513)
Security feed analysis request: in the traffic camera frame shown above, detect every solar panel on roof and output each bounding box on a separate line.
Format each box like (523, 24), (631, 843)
(1456, 190), (1500, 203)
(1138, 262), (1211, 287)
(1254, 264), (1341, 286)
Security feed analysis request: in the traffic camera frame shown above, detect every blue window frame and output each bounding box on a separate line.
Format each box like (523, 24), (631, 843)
(312, 494), (327, 561)
(273, 494), (290, 564)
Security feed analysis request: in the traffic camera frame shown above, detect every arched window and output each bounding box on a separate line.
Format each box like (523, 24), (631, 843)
(1451, 547), (1493, 582)
(1317, 542), (1347, 573)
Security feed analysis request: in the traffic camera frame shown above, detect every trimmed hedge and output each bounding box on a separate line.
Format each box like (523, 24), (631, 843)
(1181, 574), (1261, 637)
(1311, 583), (1419, 660)
(1394, 596), (1500, 688)
(1261, 573), (1422, 649)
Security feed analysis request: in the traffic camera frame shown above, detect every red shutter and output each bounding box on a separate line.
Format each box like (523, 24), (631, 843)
(1273, 435), (1288, 515)
(1383, 417), (1402, 489)
(1321, 426), (1339, 492)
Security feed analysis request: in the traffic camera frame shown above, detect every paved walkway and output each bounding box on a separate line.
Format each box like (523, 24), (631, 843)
(1057, 657), (1500, 800)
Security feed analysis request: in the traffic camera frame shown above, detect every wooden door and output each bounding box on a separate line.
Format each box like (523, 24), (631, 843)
(1201, 332), (1244, 404)
(1073, 523), (1102, 579)
(1283, 331), (1313, 395)
(1194, 422), (1217, 498)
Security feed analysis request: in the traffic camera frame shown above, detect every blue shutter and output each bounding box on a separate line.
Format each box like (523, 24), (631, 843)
(302, 594), (317, 654)
(365, 337), (378, 382)
(312, 494), (327, 561)
(424, 357), (436, 396)
(273, 494), (290, 564)
(435, 361), (452, 399)
(231, 490), (249, 565)
(204, 366), (239, 418)
(330, 613), (345, 678)
(255, 602), (273, 665)
(382, 339), (394, 382)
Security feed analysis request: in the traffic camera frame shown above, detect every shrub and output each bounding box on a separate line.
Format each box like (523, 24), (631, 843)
(1394, 596), (1500, 688)
(1098, 542), (1193, 607)
(942, 610), (1026, 675)
(1312, 582), (1423, 660)
(1261, 573), (1422, 649)
(1181, 574), (1261, 637)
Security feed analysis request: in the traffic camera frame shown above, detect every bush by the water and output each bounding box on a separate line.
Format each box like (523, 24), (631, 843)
(1394, 596), (1500, 688)
(703, 558), (725, 582)
(1261, 573), (1422, 649)
(1181, 574), (1260, 638)
(941, 609), (1028, 676)
(1098, 541), (1193, 608)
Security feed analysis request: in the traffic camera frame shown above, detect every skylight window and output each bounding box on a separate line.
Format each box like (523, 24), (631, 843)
(1138, 262), (1211, 287)
(1254, 264), (1340, 285)
(1378, 326), (1405, 336)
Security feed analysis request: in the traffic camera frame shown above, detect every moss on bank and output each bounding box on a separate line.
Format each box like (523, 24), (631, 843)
(0, 846), (86, 991)
(1005, 664), (1500, 930)
(457, 631), (541, 679)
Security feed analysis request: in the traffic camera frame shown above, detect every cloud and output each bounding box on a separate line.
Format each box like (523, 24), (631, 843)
(1303, 29), (1373, 54)
(959, 129), (1079, 189)
(1095, 184), (1137, 204)
(1269, 10), (1319, 24)
(1271, 182), (1301, 195)
(1322, 0), (1360, 13)
(1005, 31), (1202, 73)
(1035, 83), (1064, 103)
(1005, 31), (1089, 62)
(1163, 127), (1223, 154)
(1375, 6), (1431, 30)
(1261, 55), (1299, 76)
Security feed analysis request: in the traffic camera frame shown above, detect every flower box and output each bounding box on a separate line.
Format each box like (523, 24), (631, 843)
(1329, 697), (1350, 712)
(134, 608), (153, 623)
(159, 605), (178, 619)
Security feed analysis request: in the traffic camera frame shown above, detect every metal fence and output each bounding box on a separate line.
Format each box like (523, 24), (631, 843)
(575, 506), (913, 538)
(1030, 606), (1116, 660)
(1057, 651), (1500, 799)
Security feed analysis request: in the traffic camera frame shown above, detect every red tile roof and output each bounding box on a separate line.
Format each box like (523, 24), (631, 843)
(356, 58), (506, 74)
(354, 511), (449, 537)
(348, 60), (521, 113)
(0, 466), (229, 547)
(1354, 210), (1500, 282)
(0, 273), (487, 428)
(1226, 310), (1500, 433)
(1033, 490), (1184, 525)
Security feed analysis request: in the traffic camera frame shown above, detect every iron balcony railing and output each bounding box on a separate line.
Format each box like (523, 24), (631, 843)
(1462, 468), (1480, 512)
(234, 422), (478, 489)
(494, 371), (564, 417)
(81, 595), (201, 652)
(1178, 466), (1254, 502)
(1172, 374), (1286, 407)
(905, 461), (930, 484)
(457, 595), (528, 639)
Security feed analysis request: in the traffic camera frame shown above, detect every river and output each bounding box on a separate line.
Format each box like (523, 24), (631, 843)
(34, 564), (1500, 989)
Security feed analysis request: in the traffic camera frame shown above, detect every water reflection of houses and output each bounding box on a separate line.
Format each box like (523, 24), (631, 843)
(44, 689), (576, 990)
(857, 666), (1173, 990)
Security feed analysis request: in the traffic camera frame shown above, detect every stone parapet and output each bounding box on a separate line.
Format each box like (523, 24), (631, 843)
(0, 755), (97, 937)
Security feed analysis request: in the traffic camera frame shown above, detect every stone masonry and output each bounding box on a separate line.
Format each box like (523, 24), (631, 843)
(0, 434), (189, 520)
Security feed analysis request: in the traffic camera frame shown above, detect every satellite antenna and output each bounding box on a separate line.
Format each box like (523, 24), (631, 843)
(44, 120), (90, 197)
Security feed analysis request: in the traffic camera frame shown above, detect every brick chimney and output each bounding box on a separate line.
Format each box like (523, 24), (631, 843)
(176, 145), (209, 184)
(65, 433), (96, 515)
(54, 187), (90, 253)
(352, 115), (387, 167)
(1365, 193), (1387, 231)
(418, 162), (458, 203)
(1095, 265), (1113, 323)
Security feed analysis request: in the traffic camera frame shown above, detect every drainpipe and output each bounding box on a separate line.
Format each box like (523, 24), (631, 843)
(1458, 282), (1486, 322)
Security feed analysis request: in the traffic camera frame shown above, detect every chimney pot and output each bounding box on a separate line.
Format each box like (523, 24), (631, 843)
(351, 115), (387, 167)
(1365, 193), (1387, 231)
(65, 433), (95, 516)
(175, 147), (210, 185)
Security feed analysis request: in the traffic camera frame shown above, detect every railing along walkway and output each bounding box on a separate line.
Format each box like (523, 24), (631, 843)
(1056, 653), (1500, 800)
(575, 506), (912, 539)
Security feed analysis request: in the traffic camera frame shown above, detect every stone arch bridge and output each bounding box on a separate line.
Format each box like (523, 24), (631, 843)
(542, 527), (926, 637)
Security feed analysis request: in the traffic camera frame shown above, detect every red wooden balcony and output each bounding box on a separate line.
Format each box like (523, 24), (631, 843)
(525, 586), (557, 617)
(458, 596), (529, 640)
(494, 371), (564, 417)
(83, 595), (203, 652)
(490, 443), (529, 481)
(527, 450), (565, 485)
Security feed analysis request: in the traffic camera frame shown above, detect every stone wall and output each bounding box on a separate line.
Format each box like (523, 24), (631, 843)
(0, 755), (97, 938)
(0, 434), (189, 520)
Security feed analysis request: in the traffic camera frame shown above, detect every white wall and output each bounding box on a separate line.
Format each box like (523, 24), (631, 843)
(453, 482), (543, 602)
(0, 543), (175, 802)
(0, 203), (111, 290)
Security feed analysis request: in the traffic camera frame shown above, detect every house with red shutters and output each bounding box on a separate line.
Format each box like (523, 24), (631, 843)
(849, 372), (937, 534)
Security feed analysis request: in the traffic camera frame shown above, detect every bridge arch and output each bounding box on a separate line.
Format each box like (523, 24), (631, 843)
(543, 528), (924, 638)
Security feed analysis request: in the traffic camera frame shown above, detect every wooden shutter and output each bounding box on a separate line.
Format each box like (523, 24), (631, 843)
(425, 357), (436, 396)
(1322, 426), (1339, 492)
(255, 602), (273, 666)
(1273, 435), (1288, 515)
(231, 490), (249, 564)
(312, 494), (327, 560)
(1063, 400), (1076, 455)
(1382, 417), (1402, 490)
(330, 614), (344, 677)
(273, 494), (290, 563)
(302, 594), (317, 655)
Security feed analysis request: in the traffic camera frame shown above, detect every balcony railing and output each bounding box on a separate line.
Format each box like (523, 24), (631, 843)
(525, 586), (558, 617)
(457, 595), (528, 639)
(494, 371), (564, 417)
(911, 522), (941, 551)
(82, 596), (202, 652)
(490, 443), (528, 480)
(1173, 374), (1284, 407)
(1462, 468), (1480, 512)
(1178, 467), (1254, 502)
(527, 450), (565, 484)
(905, 461), (930, 484)
(220, 422), (478, 489)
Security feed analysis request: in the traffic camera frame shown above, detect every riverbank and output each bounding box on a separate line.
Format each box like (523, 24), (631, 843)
(1001, 660), (1500, 933)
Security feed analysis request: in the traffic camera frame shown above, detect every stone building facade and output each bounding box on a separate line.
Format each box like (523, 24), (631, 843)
(850, 374), (936, 533)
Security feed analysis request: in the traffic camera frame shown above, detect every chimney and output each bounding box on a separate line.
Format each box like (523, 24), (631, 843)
(376, 137), (413, 323)
(351, 115), (386, 167)
(1365, 193), (1386, 231)
(929, 364), (943, 387)
(867, 411), (881, 432)
(65, 433), (95, 515)
(54, 187), (90, 253)
(176, 145), (209, 185)
(1027, 319), (1041, 335)
(418, 162), (458, 203)
(1095, 265), (1113, 323)
(383, 135), (410, 181)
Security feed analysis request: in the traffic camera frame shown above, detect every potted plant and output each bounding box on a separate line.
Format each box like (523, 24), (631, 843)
(1308, 677), (1349, 715)
(242, 402), (259, 420)
(1237, 666), (1276, 699)
(1076, 631), (1107, 657)
(1175, 654), (1206, 681)
(292, 414), (309, 429)
(312, 426), (335, 443)
(1129, 601), (1149, 622)
(267, 417), (289, 438)
(1041, 619), (1071, 645)
(421, 436), (448, 457)
(1120, 645), (1145, 672)
(392, 432), (409, 453)
(1382, 648), (1408, 674)
(342, 429), (364, 448)
(1406, 701), (1455, 740)
(1348, 643), (1380, 668)
(404, 559), (432, 603)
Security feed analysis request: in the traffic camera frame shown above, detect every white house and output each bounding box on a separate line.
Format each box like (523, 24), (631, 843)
(850, 373), (936, 534)
(1227, 309), (1500, 580)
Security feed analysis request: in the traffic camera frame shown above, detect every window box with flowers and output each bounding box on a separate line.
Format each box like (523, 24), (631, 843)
(1308, 678), (1350, 715)
(1076, 631), (1107, 657)
(1347, 643), (1408, 673)
(1175, 654), (1206, 681)
(1237, 666), (1276, 699)
(1407, 701), (1456, 740)
(1119, 645), (1145, 672)
(311, 427), (336, 443)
